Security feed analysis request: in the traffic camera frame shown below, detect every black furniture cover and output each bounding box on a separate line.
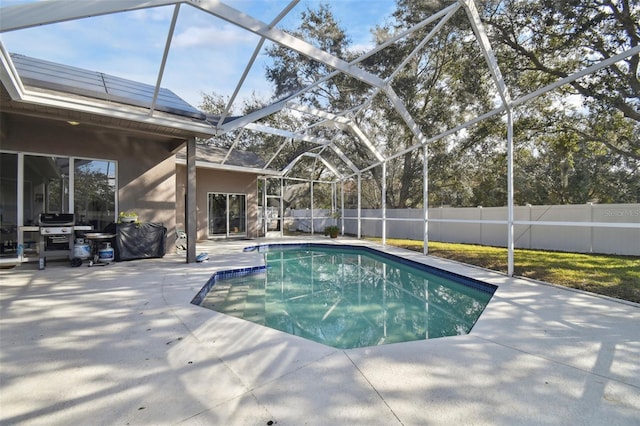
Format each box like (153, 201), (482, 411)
(104, 223), (167, 261)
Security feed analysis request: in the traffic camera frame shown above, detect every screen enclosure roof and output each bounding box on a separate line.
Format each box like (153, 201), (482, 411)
(1, 0), (637, 182)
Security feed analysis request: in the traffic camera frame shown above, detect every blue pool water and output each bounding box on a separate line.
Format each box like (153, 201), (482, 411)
(195, 244), (496, 349)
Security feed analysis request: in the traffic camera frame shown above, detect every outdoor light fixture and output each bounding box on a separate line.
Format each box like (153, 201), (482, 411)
(67, 121), (80, 126)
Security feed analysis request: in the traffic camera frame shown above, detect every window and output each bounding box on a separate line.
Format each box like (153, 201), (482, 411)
(74, 159), (116, 231)
(23, 154), (70, 223)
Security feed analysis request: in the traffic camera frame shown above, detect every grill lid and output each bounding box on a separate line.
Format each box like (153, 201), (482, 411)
(39, 213), (75, 226)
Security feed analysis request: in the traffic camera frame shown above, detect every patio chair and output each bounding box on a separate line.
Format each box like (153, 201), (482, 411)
(175, 229), (187, 251)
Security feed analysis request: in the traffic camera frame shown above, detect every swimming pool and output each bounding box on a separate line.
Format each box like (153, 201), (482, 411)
(193, 244), (496, 349)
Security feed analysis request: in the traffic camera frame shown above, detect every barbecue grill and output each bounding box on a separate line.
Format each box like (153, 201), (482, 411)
(39, 213), (75, 269)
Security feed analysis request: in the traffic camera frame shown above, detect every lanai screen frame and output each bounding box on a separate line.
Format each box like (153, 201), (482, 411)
(1, 0), (638, 269)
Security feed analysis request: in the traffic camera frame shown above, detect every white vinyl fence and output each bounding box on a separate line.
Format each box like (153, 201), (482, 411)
(286, 204), (640, 256)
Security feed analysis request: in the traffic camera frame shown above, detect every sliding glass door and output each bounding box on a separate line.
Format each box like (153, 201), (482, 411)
(207, 193), (246, 237)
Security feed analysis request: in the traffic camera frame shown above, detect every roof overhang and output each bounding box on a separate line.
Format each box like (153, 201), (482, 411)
(0, 43), (218, 140)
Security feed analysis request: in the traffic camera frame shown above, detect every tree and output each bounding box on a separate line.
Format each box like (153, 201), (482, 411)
(483, 0), (640, 160)
(264, 3), (376, 188)
(370, 0), (499, 207)
(265, 3), (369, 110)
(200, 0), (639, 206)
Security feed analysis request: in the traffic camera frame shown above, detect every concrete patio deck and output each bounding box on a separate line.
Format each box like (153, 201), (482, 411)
(1, 237), (638, 425)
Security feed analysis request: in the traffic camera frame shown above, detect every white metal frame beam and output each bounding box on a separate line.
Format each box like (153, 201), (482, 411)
(262, 2), (463, 134)
(288, 103), (385, 162)
(329, 144), (360, 175)
(286, 103), (351, 124)
(344, 121), (385, 162)
(150, 4), (181, 116)
(263, 138), (291, 170)
(244, 122), (331, 145)
(217, 99), (288, 133)
(460, 0), (511, 107)
(357, 3), (460, 146)
(0, 0), (179, 32)
(217, 0), (299, 126)
(243, 122), (359, 175)
(281, 152), (342, 180)
(461, 0), (514, 274)
(220, 128), (245, 165)
(0, 41), (25, 99)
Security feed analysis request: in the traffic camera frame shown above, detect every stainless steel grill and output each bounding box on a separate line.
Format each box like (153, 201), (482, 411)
(39, 213), (75, 227)
(39, 213), (75, 269)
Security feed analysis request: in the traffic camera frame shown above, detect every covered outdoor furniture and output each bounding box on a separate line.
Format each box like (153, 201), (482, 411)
(104, 223), (167, 261)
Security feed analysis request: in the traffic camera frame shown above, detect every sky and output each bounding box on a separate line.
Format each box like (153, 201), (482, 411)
(0, 0), (397, 109)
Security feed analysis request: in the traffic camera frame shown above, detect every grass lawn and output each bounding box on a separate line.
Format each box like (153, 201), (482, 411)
(368, 238), (640, 304)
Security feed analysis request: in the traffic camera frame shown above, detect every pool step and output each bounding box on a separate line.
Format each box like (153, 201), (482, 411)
(199, 277), (266, 322)
(221, 285), (250, 318)
(199, 283), (232, 311)
(243, 288), (266, 324)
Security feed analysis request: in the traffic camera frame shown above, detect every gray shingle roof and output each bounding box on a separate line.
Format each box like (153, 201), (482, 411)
(176, 144), (266, 169)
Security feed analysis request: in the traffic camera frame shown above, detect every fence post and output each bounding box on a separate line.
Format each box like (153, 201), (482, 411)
(588, 202), (594, 253)
(527, 204), (532, 249)
(478, 206), (483, 245)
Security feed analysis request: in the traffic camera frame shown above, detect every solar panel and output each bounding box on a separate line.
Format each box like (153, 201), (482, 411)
(11, 53), (205, 120)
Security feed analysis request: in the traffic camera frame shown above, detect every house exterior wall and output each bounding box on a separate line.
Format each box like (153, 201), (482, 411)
(1, 113), (178, 252)
(175, 165), (259, 240)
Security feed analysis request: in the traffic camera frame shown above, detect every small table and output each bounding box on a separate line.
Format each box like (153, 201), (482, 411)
(84, 233), (116, 266)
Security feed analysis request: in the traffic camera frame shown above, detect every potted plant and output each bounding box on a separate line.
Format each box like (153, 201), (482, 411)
(324, 225), (340, 238)
(118, 211), (138, 224)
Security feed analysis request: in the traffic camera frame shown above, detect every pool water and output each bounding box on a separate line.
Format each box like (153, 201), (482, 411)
(197, 245), (496, 349)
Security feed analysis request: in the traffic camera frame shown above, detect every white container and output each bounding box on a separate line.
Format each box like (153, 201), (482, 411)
(98, 242), (114, 263)
(73, 243), (91, 260)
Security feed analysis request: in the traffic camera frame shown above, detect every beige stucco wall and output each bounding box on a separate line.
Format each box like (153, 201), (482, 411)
(1, 113), (180, 252)
(176, 165), (260, 240)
